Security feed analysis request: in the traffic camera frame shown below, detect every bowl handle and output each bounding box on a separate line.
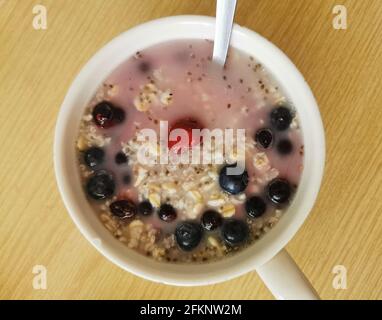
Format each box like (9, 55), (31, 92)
(256, 249), (319, 300)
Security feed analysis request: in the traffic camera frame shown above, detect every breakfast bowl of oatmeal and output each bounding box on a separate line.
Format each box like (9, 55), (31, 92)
(54, 16), (325, 293)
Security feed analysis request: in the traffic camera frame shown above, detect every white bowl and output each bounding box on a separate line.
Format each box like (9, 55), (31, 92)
(54, 15), (325, 287)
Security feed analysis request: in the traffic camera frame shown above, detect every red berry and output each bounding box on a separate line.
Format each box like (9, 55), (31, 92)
(168, 118), (203, 152)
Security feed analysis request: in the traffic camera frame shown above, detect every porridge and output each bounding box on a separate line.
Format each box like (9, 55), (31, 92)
(76, 39), (304, 263)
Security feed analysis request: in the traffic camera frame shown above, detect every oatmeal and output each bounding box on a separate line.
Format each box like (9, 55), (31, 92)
(76, 39), (304, 263)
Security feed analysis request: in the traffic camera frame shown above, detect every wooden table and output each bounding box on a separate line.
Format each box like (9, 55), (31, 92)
(0, 0), (381, 300)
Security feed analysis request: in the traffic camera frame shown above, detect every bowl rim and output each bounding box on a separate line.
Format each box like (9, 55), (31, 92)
(54, 15), (325, 286)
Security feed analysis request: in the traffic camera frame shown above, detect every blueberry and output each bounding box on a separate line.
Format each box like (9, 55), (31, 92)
(92, 101), (125, 128)
(92, 102), (113, 128)
(158, 204), (177, 222)
(122, 174), (131, 185)
(277, 139), (293, 155)
(84, 147), (104, 168)
(267, 178), (291, 205)
(245, 196), (267, 218)
(219, 164), (249, 195)
(270, 106), (293, 131)
(109, 200), (136, 219)
(115, 152), (128, 165)
(86, 170), (115, 200)
(255, 128), (273, 149)
(201, 210), (223, 231)
(138, 62), (151, 73)
(137, 201), (153, 216)
(175, 222), (203, 251)
(221, 219), (249, 246)
(112, 107), (125, 123)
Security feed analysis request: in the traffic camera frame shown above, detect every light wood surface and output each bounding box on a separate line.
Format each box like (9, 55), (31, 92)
(0, 0), (381, 300)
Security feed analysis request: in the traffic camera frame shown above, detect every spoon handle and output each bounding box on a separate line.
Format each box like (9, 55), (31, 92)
(213, 0), (237, 66)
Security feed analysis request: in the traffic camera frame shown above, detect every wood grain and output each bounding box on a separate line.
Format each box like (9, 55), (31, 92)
(0, 0), (381, 300)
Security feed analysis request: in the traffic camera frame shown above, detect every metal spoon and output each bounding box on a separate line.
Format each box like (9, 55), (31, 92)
(212, 0), (238, 66)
